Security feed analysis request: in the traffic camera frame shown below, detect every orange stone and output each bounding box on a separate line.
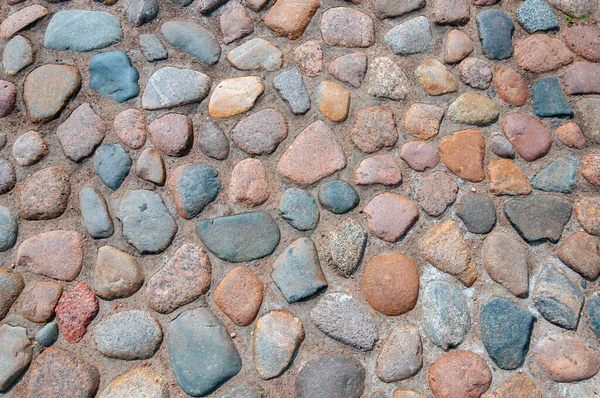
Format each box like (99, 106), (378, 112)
(263, 0), (320, 40)
(315, 81), (350, 122)
(214, 266), (264, 326)
(404, 103), (445, 140)
(428, 350), (492, 398)
(555, 122), (586, 149)
(208, 76), (264, 118)
(487, 159), (532, 196)
(493, 68), (528, 107)
(486, 374), (543, 398)
(439, 129), (485, 182)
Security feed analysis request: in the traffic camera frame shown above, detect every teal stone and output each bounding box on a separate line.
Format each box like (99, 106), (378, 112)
(277, 188), (319, 231)
(533, 77), (574, 118)
(89, 51), (139, 103)
(0, 206), (17, 251)
(318, 180), (359, 214)
(44, 11), (122, 52)
(94, 143), (132, 190)
(531, 157), (578, 193)
(161, 21), (221, 65)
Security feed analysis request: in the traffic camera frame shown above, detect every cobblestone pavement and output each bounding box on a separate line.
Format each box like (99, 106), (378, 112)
(0, 0), (600, 396)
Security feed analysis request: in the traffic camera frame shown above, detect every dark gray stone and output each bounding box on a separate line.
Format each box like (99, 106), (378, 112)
(0, 206), (17, 251)
(517, 0), (559, 32)
(161, 21), (221, 65)
(273, 69), (310, 115)
(585, 292), (600, 337)
(166, 308), (241, 396)
(197, 122), (229, 160)
(456, 193), (496, 234)
(124, 0), (159, 26)
(384, 16), (434, 55)
(196, 212), (280, 262)
(296, 356), (365, 398)
(480, 298), (535, 370)
(278, 188), (319, 231)
(94, 143), (132, 190)
(476, 10), (514, 60)
(318, 180), (359, 214)
(35, 321), (59, 347)
(531, 157), (578, 194)
(374, 0), (425, 19)
(90, 51), (139, 103)
(139, 34), (167, 62)
(44, 11), (123, 52)
(533, 77), (574, 118)
(79, 188), (113, 239)
(323, 218), (367, 277)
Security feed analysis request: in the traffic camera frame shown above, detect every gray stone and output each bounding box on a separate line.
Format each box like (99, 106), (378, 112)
(384, 16), (434, 55)
(271, 238), (327, 303)
(136, 147), (166, 185)
(296, 356), (365, 398)
(12, 131), (48, 166)
(323, 218), (367, 277)
(142, 67), (210, 110)
(230, 108), (288, 155)
(517, 0), (559, 32)
(480, 298), (535, 370)
(196, 212), (280, 262)
(95, 311), (162, 360)
(124, 0), (159, 27)
(367, 57), (410, 100)
(376, 324), (422, 382)
(310, 292), (378, 350)
(79, 188), (113, 239)
(0, 206), (17, 251)
(196, 0), (228, 13)
(422, 281), (470, 350)
(197, 122), (229, 160)
(273, 68), (310, 115)
(89, 51), (139, 103)
(575, 97), (600, 144)
(139, 34), (167, 62)
(456, 193), (496, 234)
(0, 269), (23, 320)
(374, 0), (425, 19)
(318, 180), (359, 214)
(44, 10), (122, 52)
(35, 321), (59, 347)
(585, 292), (600, 337)
(2, 35), (33, 76)
(94, 143), (132, 190)
(227, 38), (283, 71)
(531, 157), (578, 194)
(118, 190), (177, 254)
(0, 159), (15, 195)
(220, 382), (266, 398)
(476, 10), (514, 60)
(278, 188), (319, 231)
(0, 325), (32, 391)
(161, 21), (221, 65)
(166, 308), (241, 396)
(533, 77), (574, 118)
(490, 135), (515, 158)
(547, 0), (596, 17)
(167, 164), (220, 219)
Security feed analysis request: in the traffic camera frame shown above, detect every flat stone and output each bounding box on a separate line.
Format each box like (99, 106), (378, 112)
(318, 180), (359, 214)
(296, 356), (365, 398)
(166, 308), (241, 396)
(534, 334), (600, 382)
(0, 160), (15, 195)
(56, 282), (99, 344)
(439, 128), (485, 182)
(323, 218), (367, 277)
(532, 77), (573, 117)
(0, 325), (31, 392)
(558, 232), (600, 280)
(328, 52), (367, 88)
(21, 280), (62, 323)
(374, 0), (425, 19)
(23, 64), (81, 123)
(314, 81), (350, 122)
(209, 76), (264, 118)
(575, 196), (600, 235)
(136, 147), (166, 185)
(445, 29), (473, 63)
(404, 103), (444, 139)
(227, 38), (282, 71)
(456, 193), (496, 234)
(99, 367), (168, 398)
(502, 114), (552, 161)
(364, 192), (419, 242)
(263, 0), (319, 40)
(320, 7), (374, 47)
(139, 34), (168, 62)
(94, 143), (132, 190)
(428, 351), (492, 397)
(198, 122), (229, 160)
(422, 281), (471, 350)
(576, 98), (600, 143)
(0, 5), (48, 40)
(586, 292), (600, 337)
(515, 34), (575, 73)
(89, 51), (139, 103)
(273, 69), (310, 114)
(420, 220), (477, 286)
(124, 0), (158, 26)
(229, 158), (269, 207)
(196, 212), (280, 262)
(44, 10), (122, 52)
(0, 269), (23, 320)
(563, 24), (600, 62)
(517, 0), (559, 32)
(351, 105), (397, 153)
(19, 166), (70, 220)
(231, 108), (287, 155)
(493, 68), (528, 107)
(367, 56), (410, 100)
(376, 324), (422, 383)
(311, 292), (378, 350)
(214, 267), (263, 326)
(94, 246), (143, 300)
(447, 93), (500, 125)
(278, 188), (319, 231)
(27, 348), (100, 398)
(504, 194), (572, 243)
(12, 130), (47, 166)
(458, 58), (492, 89)
(355, 154), (402, 185)
(364, 253), (419, 316)
(142, 67), (210, 110)
(0, 206), (17, 251)
(486, 374), (543, 398)
(490, 135), (516, 158)
(533, 263), (584, 330)
(416, 58), (458, 96)
(476, 10), (514, 60)
(167, 163), (220, 218)
(57, 103), (106, 162)
(161, 21), (220, 64)
(531, 157), (577, 193)
(114, 109), (146, 150)
(411, 171), (458, 216)
(2, 35), (34, 76)
(118, 190), (177, 254)
(483, 231), (529, 297)
(563, 62), (600, 95)
(254, 311), (304, 379)
(488, 159), (532, 195)
(384, 16), (434, 55)
(220, 2), (254, 44)
(432, 0), (470, 24)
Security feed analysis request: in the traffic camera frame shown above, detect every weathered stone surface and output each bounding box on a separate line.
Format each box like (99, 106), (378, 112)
(456, 193), (496, 234)
(517, 0), (559, 32)
(21, 281), (62, 323)
(44, 10), (122, 52)
(490, 135), (516, 158)
(586, 292), (600, 337)
(439, 129), (485, 182)
(488, 159), (532, 196)
(515, 34), (575, 73)
(56, 282), (99, 344)
(562, 62), (600, 95)
(100, 367), (168, 398)
(220, 2), (254, 44)
(432, 0), (470, 25)
(503, 114), (552, 161)
(428, 351), (492, 398)
(263, 0), (319, 39)
(219, 382), (266, 398)
(198, 122), (229, 160)
(148, 114), (193, 157)
(447, 93), (500, 125)
(376, 324), (422, 383)
(384, 16), (434, 55)
(356, 154), (402, 185)
(483, 231), (529, 297)
(548, 0), (596, 17)
(89, 51), (139, 103)
(57, 103), (106, 162)
(422, 281), (470, 350)
(582, 154), (600, 187)
(229, 159), (269, 207)
(558, 232), (600, 280)
(374, 0), (425, 19)
(0, 206), (17, 252)
(364, 193), (419, 242)
(209, 76), (264, 118)
(273, 69), (310, 115)
(124, 0), (159, 27)
(575, 197), (600, 235)
(142, 67), (210, 110)
(0, 81), (15, 118)
(411, 171), (458, 216)
(227, 38), (283, 71)
(231, 108), (287, 155)
(114, 109), (146, 149)
(136, 147), (166, 185)
(278, 188), (319, 231)
(296, 356), (365, 398)
(19, 166), (70, 220)
(494, 68), (528, 107)
(575, 98), (600, 144)
(0, 160), (15, 195)
(139, 34), (168, 62)
(2, 35), (34, 76)
(79, 188), (113, 239)
(416, 58), (458, 96)
(35, 321), (57, 346)
(0, 269), (24, 320)
(563, 24), (600, 62)
(328, 52), (367, 88)
(367, 57), (410, 100)
(486, 374), (543, 398)
(445, 29), (473, 63)
(404, 103), (444, 140)
(323, 218), (367, 277)
(94, 246), (143, 300)
(214, 266), (263, 326)
(94, 143), (132, 190)
(351, 105), (397, 153)
(320, 8), (375, 48)
(0, 324), (32, 391)
(534, 334), (600, 382)
(168, 163), (220, 218)
(161, 21), (220, 64)
(12, 130), (47, 166)
(532, 77), (573, 118)
(459, 58), (493, 89)
(531, 157), (577, 194)
(476, 10), (514, 60)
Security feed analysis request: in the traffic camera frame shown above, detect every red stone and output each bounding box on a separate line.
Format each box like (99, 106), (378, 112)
(555, 122), (586, 149)
(502, 114), (552, 161)
(354, 154), (402, 186)
(562, 62), (600, 95)
(294, 40), (322, 77)
(55, 282), (99, 344)
(363, 192), (419, 242)
(562, 24), (600, 63)
(581, 154), (600, 187)
(18, 166), (70, 220)
(21, 281), (63, 323)
(534, 335), (600, 382)
(148, 113), (193, 157)
(428, 351), (492, 398)
(263, 0), (319, 40)
(404, 103), (444, 140)
(439, 129), (485, 182)
(0, 81), (17, 118)
(57, 103), (106, 163)
(320, 7), (375, 47)
(493, 68), (528, 107)
(575, 197), (600, 235)
(411, 171), (458, 216)
(214, 267), (263, 326)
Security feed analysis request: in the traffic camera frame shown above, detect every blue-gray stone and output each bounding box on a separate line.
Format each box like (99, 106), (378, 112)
(141, 67), (211, 110)
(517, 0), (559, 33)
(384, 16), (434, 55)
(169, 164), (220, 219)
(0, 206), (17, 251)
(422, 280), (470, 350)
(533, 77), (574, 118)
(480, 298), (535, 370)
(35, 322), (58, 347)
(531, 157), (578, 194)
(197, 122), (229, 160)
(166, 308), (241, 396)
(476, 10), (514, 60)
(318, 180), (359, 214)
(273, 69), (311, 115)
(271, 238), (328, 303)
(585, 292), (600, 337)
(139, 34), (168, 62)
(533, 263), (584, 330)
(0, 324), (31, 392)
(118, 190), (177, 254)
(124, 0), (159, 27)
(196, 212), (280, 262)
(161, 21), (221, 65)
(277, 188), (319, 231)
(296, 356), (365, 398)
(456, 193), (496, 234)
(2, 35), (34, 76)
(90, 51), (139, 103)
(94, 143), (132, 190)
(79, 188), (113, 239)
(44, 11), (123, 52)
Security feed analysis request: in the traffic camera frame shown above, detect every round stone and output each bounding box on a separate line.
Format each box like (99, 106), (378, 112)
(161, 21), (220, 65)
(502, 113), (552, 161)
(44, 10), (122, 52)
(148, 113), (193, 157)
(226, 38), (283, 71)
(231, 108), (287, 155)
(0, 206), (17, 252)
(456, 193), (496, 234)
(487, 159), (532, 195)
(318, 180), (359, 214)
(376, 324), (422, 383)
(354, 154), (402, 186)
(428, 351), (492, 398)
(458, 58), (493, 89)
(57, 103), (107, 163)
(445, 29), (473, 63)
(404, 103), (445, 140)
(324, 218), (367, 278)
(320, 7), (375, 48)
(197, 122), (229, 160)
(314, 81), (350, 122)
(220, 2), (254, 44)
(411, 171), (458, 217)
(114, 109), (146, 150)
(400, 141), (439, 172)
(575, 196), (600, 236)
(514, 34), (575, 73)
(19, 166), (70, 220)
(557, 232), (600, 280)
(490, 135), (515, 158)
(493, 68), (528, 107)
(208, 76), (264, 118)
(21, 281), (62, 323)
(35, 322), (58, 347)
(94, 246), (143, 300)
(581, 154), (600, 187)
(556, 122), (586, 149)
(534, 334), (600, 382)
(0, 269), (23, 320)
(328, 52), (367, 88)
(214, 267), (263, 326)
(364, 193), (419, 243)
(89, 51), (139, 103)
(277, 188), (319, 231)
(351, 105), (397, 153)
(79, 187), (113, 239)
(416, 58), (458, 96)
(439, 129), (486, 182)
(136, 147), (166, 186)
(229, 158), (270, 207)
(141, 67), (211, 110)
(2, 35), (34, 76)
(384, 16), (434, 55)
(483, 230), (529, 297)
(12, 131), (47, 166)
(0, 325), (31, 392)
(447, 93), (500, 126)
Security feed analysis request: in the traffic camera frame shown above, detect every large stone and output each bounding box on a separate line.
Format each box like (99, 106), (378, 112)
(167, 163), (220, 218)
(148, 113), (193, 157)
(113, 109), (146, 149)
(19, 166), (70, 220)
(404, 103), (444, 139)
(0, 160), (15, 195)
(517, 0), (559, 32)
(263, 0), (319, 40)
(208, 76), (264, 118)
(563, 24), (600, 62)
(12, 130), (48, 166)
(44, 10), (122, 52)
(483, 231), (529, 297)
(562, 62), (600, 95)
(384, 16), (434, 55)
(320, 7), (375, 47)
(547, 0), (596, 17)
(57, 103), (106, 162)
(139, 34), (167, 61)
(89, 51), (139, 103)
(432, 0), (470, 24)
(428, 351), (492, 397)
(328, 52), (367, 88)
(296, 356), (365, 398)
(476, 10), (514, 60)
(214, 267), (263, 326)
(0, 269), (23, 320)
(227, 38), (283, 71)
(142, 67), (210, 110)
(197, 122), (229, 160)
(374, 0), (425, 19)
(314, 81), (351, 122)
(124, 0), (159, 26)
(586, 292), (600, 337)
(94, 246), (143, 300)
(445, 29), (473, 63)
(220, 2), (254, 44)
(231, 108), (287, 155)
(136, 148), (166, 185)
(355, 154), (402, 185)
(502, 114), (552, 161)
(161, 21), (220, 64)
(486, 374), (543, 398)
(323, 218), (367, 277)
(422, 281), (470, 350)
(575, 97), (600, 144)
(376, 324), (422, 383)
(534, 335), (600, 382)
(318, 180), (359, 214)
(439, 129), (485, 182)
(0, 325), (32, 391)
(514, 34), (575, 73)
(21, 281), (62, 323)
(494, 68), (528, 107)
(56, 282), (99, 344)
(99, 368), (168, 398)
(364, 193), (419, 242)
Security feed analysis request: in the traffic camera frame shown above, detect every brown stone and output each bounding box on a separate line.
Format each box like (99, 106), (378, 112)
(220, 2), (254, 44)
(354, 154), (402, 186)
(18, 166), (70, 220)
(314, 81), (350, 122)
(214, 266), (263, 326)
(482, 230), (529, 297)
(411, 171), (458, 216)
(486, 374), (543, 398)
(514, 34), (575, 73)
(439, 129), (485, 182)
(447, 92), (499, 125)
(488, 159), (532, 196)
(404, 103), (445, 140)
(21, 281), (62, 323)
(136, 147), (166, 186)
(55, 282), (99, 344)
(328, 52), (368, 88)
(17, 230), (84, 281)
(415, 59), (458, 96)
(57, 103), (106, 163)
(294, 40), (322, 77)
(432, 0), (470, 25)
(502, 114), (552, 161)
(562, 24), (600, 63)
(400, 141), (440, 172)
(428, 351), (492, 398)
(99, 367), (168, 398)
(534, 334), (600, 382)
(556, 122), (586, 149)
(93, 246), (144, 300)
(277, 120), (346, 185)
(229, 158), (270, 207)
(562, 62), (600, 95)
(363, 193), (419, 243)
(0, 269), (24, 320)
(363, 253), (419, 316)
(208, 76), (264, 118)
(557, 232), (600, 280)
(320, 7), (375, 48)
(0, 5), (49, 40)
(575, 197), (600, 235)
(494, 68), (528, 107)
(582, 154), (600, 187)
(351, 105), (397, 153)
(445, 29), (473, 63)
(263, 0), (320, 40)
(114, 109), (146, 150)
(148, 113), (193, 157)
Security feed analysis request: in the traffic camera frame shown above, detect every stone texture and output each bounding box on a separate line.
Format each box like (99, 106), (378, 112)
(364, 192), (419, 242)
(494, 68), (528, 107)
(44, 10), (122, 52)
(0, 206), (17, 252)
(57, 103), (106, 162)
(328, 52), (367, 88)
(582, 154), (600, 187)
(231, 108), (287, 155)
(136, 148), (166, 185)
(2, 35), (34, 76)
(142, 67), (210, 110)
(355, 154), (403, 185)
(456, 193), (496, 234)
(19, 166), (70, 220)
(558, 232), (600, 280)
(447, 93), (500, 125)
(227, 38), (283, 71)
(94, 143), (132, 190)
(439, 129), (485, 182)
(488, 159), (532, 196)
(94, 246), (143, 300)
(384, 16), (434, 55)
(124, 0), (159, 26)
(428, 351), (492, 397)
(314, 81), (350, 122)
(114, 109), (146, 149)
(35, 322), (59, 347)
(411, 171), (458, 216)
(139, 34), (168, 62)
(0, 269), (23, 320)
(0, 81), (16, 118)
(214, 266), (263, 326)
(563, 24), (600, 62)
(209, 76), (264, 118)
(574, 98), (600, 144)
(320, 8), (375, 48)
(515, 34), (575, 73)
(278, 188), (319, 231)
(229, 159), (269, 207)
(416, 58), (459, 95)
(351, 105), (397, 153)
(486, 374), (543, 398)
(374, 0), (425, 19)
(263, 0), (320, 40)
(198, 122), (229, 160)
(12, 130), (48, 166)
(503, 114), (552, 161)
(459, 58), (493, 89)
(318, 180), (359, 214)
(89, 51), (139, 103)
(562, 62), (600, 95)
(517, 0), (559, 32)
(490, 135), (516, 158)
(422, 281), (470, 350)
(273, 69), (310, 114)
(534, 335), (600, 382)
(296, 356), (365, 398)
(168, 163), (220, 218)
(575, 196), (600, 235)
(531, 156), (577, 194)
(432, 0), (470, 25)
(445, 29), (473, 63)
(0, 324), (32, 391)
(220, 2), (254, 44)
(376, 324), (422, 383)
(324, 218), (367, 277)
(21, 280), (62, 323)
(404, 103), (444, 140)
(161, 21), (220, 64)
(0, 160), (15, 195)
(532, 77), (573, 118)
(483, 231), (529, 297)
(56, 282), (99, 344)
(148, 113), (193, 157)
(586, 292), (600, 337)
(548, 0), (596, 17)
(100, 367), (168, 398)
(367, 57), (410, 100)
(0, 5), (48, 40)
(476, 10), (514, 60)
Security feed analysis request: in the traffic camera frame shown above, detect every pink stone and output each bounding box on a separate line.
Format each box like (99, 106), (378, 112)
(114, 109), (146, 149)
(410, 171), (458, 216)
(320, 7), (375, 48)
(354, 154), (402, 186)
(294, 40), (322, 77)
(328, 52), (367, 88)
(148, 113), (193, 157)
(400, 141), (440, 172)
(220, 2), (254, 44)
(0, 5), (49, 40)
(444, 30), (473, 63)
(514, 34), (575, 74)
(56, 103), (106, 163)
(364, 192), (419, 242)
(562, 62), (600, 95)
(0, 81), (17, 118)
(351, 105), (397, 153)
(229, 158), (270, 207)
(502, 114), (552, 161)
(55, 282), (99, 344)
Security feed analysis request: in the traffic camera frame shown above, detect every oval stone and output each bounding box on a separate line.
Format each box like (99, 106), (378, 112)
(142, 67), (211, 110)
(79, 188), (113, 239)
(534, 334), (600, 382)
(231, 108), (288, 155)
(44, 10), (122, 52)
(99, 367), (168, 398)
(428, 351), (492, 397)
(277, 188), (319, 231)
(94, 246), (143, 300)
(167, 163), (220, 219)
(318, 180), (359, 214)
(161, 21), (221, 65)
(18, 166), (70, 220)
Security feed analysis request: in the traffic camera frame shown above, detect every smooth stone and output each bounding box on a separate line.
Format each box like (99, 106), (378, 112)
(483, 231), (529, 297)
(431, 0), (470, 24)
(456, 193), (496, 234)
(320, 7), (375, 48)
(364, 193), (419, 242)
(273, 69), (310, 115)
(57, 103), (106, 163)
(314, 81), (350, 122)
(517, 0), (559, 32)
(494, 68), (528, 107)
(487, 159), (532, 195)
(21, 281), (62, 323)
(161, 21), (220, 64)
(428, 351), (492, 397)
(2, 35), (34, 76)
(558, 232), (600, 280)
(124, 0), (159, 26)
(324, 218), (367, 277)
(55, 282), (99, 344)
(310, 292), (378, 350)
(197, 122), (229, 160)
(139, 34), (168, 61)
(296, 356), (365, 398)
(416, 58), (459, 95)
(0, 5), (48, 40)
(0, 269), (23, 320)
(411, 171), (458, 216)
(422, 281), (470, 350)
(328, 52), (367, 88)
(0, 325), (31, 391)
(374, 0), (425, 19)
(12, 130), (47, 166)
(367, 56), (410, 100)
(94, 246), (143, 300)
(196, 212), (280, 262)
(136, 147), (166, 185)
(167, 163), (220, 218)
(447, 92), (500, 125)
(220, 2), (254, 44)
(502, 114), (552, 161)
(476, 10), (514, 60)
(142, 67), (210, 110)
(100, 367), (168, 398)
(227, 38), (282, 71)
(515, 34), (575, 73)
(586, 292), (600, 336)
(208, 76), (264, 118)
(351, 105), (397, 153)
(445, 29), (473, 63)
(0, 160), (15, 195)
(562, 62), (600, 95)
(533, 77), (573, 117)
(94, 143), (132, 190)
(148, 113), (193, 157)
(318, 180), (359, 214)
(355, 154), (402, 185)
(531, 157), (578, 193)
(0, 206), (17, 251)
(35, 321), (58, 347)
(214, 267), (263, 326)
(576, 98), (600, 143)
(278, 188), (319, 231)
(118, 190), (177, 254)
(263, 0), (319, 40)
(534, 334), (600, 382)
(79, 188), (113, 239)
(228, 159), (270, 207)
(231, 108), (287, 155)
(563, 24), (600, 62)
(89, 51), (139, 103)
(490, 135), (515, 158)
(95, 310), (162, 360)
(376, 324), (422, 383)
(195, 0), (228, 13)
(44, 10), (122, 52)
(385, 16), (433, 55)
(547, 0), (596, 17)
(166, 308), (241, 396)
(0, 81), (16, 118)
(271, 237), (327, 303)
(439, 129), (486, 182)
